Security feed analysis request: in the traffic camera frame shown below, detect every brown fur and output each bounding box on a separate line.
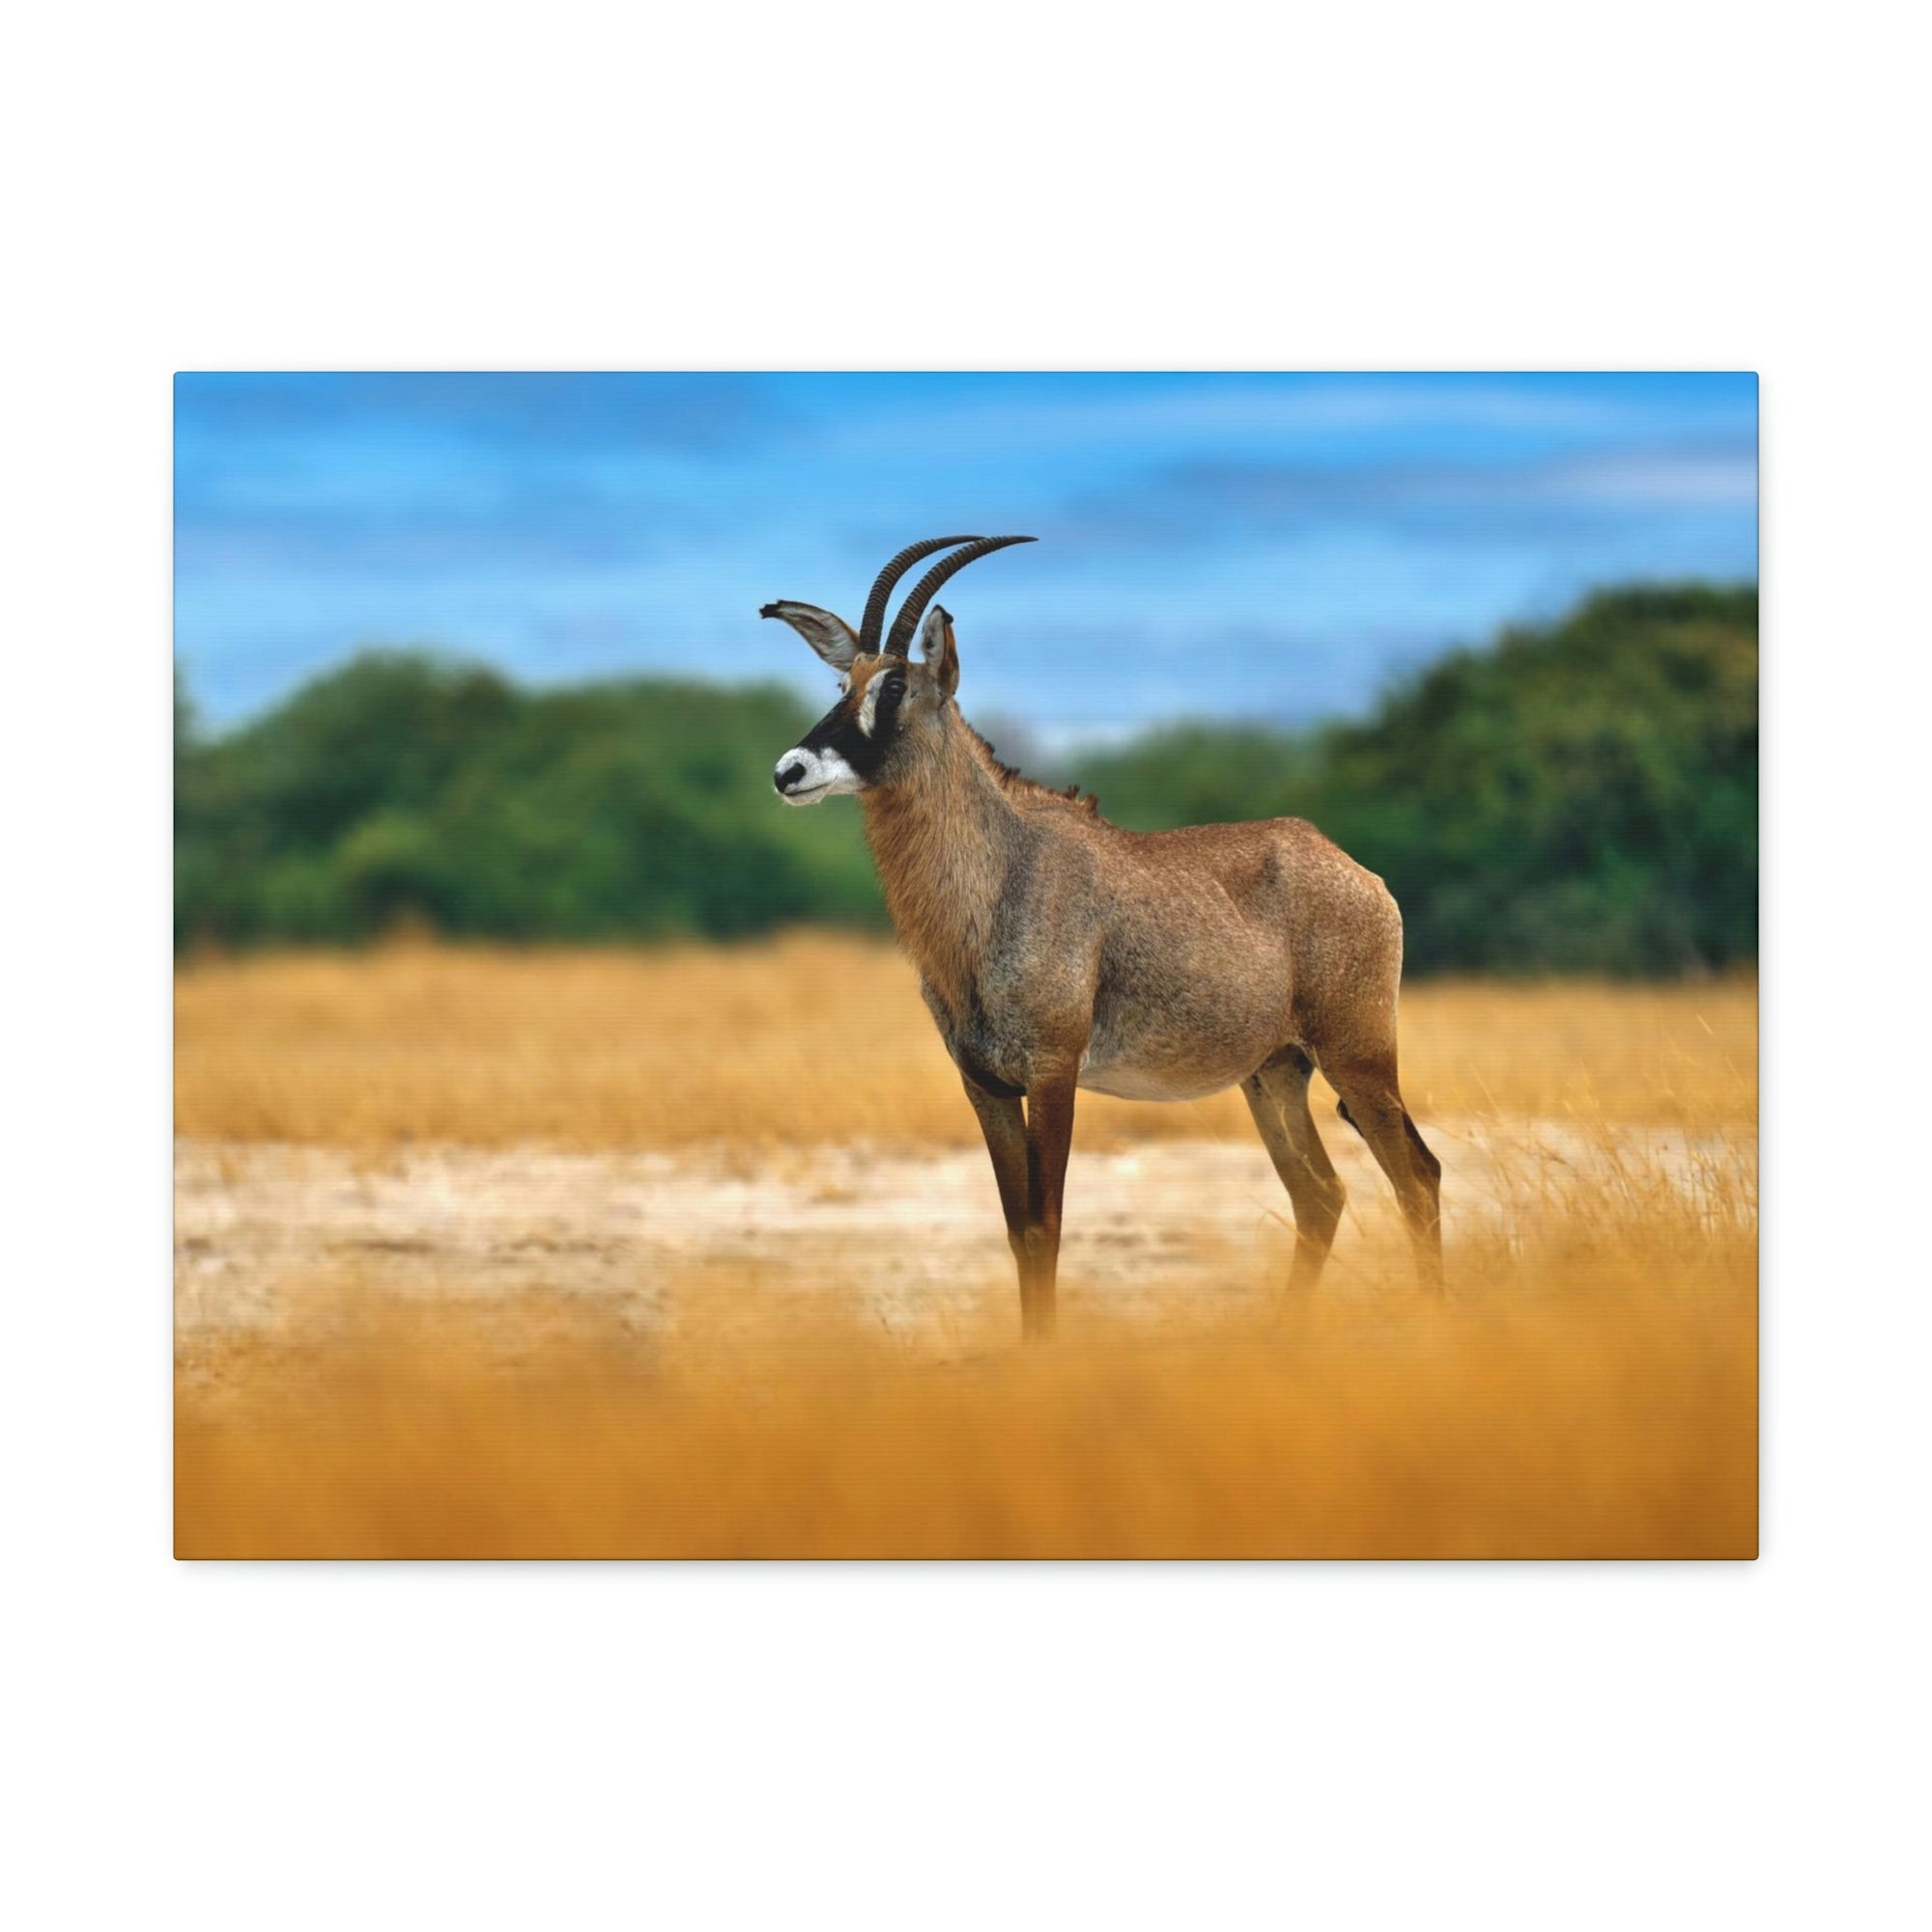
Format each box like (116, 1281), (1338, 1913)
(768, 579), (1443, 1338)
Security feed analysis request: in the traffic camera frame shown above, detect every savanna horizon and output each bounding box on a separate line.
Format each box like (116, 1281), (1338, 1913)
(174, 936), (1756, 1559)
(175, 931), (1756, 1150)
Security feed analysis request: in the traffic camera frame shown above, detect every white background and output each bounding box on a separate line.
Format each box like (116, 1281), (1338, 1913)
(4, 3), (1926, 1925)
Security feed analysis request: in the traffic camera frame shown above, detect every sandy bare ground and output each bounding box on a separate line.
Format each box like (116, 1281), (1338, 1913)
(175, 1117), (1752, 1358)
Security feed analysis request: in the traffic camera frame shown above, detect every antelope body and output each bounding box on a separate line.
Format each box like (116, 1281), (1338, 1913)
(766, 536), (1442, 1338)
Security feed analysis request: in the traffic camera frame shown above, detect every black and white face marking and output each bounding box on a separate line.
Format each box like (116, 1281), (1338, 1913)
(773, 656), (910, 806)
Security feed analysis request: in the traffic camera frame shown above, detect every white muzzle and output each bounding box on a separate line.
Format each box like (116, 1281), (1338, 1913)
(772, 746), (860, 806)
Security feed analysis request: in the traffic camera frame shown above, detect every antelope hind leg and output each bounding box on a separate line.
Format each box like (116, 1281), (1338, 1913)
(1242, 1048), (1349, 1294)
(1326, 1054), (1443, 1293)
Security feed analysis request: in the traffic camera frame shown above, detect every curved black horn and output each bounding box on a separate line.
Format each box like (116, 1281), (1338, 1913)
(882, 536), (1037, 658)
(859, 536), (979, 655)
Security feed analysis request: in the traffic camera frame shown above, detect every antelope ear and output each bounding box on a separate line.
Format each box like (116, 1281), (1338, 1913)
(759, 601), (860, 670)
(920, 604), (960, 696)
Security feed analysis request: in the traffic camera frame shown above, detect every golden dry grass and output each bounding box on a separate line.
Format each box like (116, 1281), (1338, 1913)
(175, 1221), (1756, 1559)
(175, 932), (1757, 1150)
(173, 1133), (1758, 1561)
(174, 936), (1757, 1558)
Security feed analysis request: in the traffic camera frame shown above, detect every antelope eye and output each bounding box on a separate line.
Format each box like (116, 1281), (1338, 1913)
(882, 675), (906, 698)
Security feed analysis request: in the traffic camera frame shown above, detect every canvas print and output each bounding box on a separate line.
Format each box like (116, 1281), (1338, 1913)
(173, 372), (1758, 1557)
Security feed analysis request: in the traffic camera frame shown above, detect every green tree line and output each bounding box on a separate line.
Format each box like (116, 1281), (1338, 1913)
(1076, 583), (1757, 975)
(176, 582), (1756, 976)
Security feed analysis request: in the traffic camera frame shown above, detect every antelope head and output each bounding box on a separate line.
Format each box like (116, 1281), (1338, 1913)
(764, 535), (1036, 805)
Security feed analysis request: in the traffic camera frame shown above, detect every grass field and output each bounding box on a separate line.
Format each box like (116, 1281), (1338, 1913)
(173, 936), (1758, 1558)
(175, 932), (1757, 1148)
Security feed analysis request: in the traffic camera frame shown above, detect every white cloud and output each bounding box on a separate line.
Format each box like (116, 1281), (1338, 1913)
(1548, 451), (1758, 508)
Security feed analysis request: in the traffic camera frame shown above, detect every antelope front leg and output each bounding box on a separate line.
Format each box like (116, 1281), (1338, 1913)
(1019, 1064), (1080, 1342)
(960, 1071), (1032, 1296)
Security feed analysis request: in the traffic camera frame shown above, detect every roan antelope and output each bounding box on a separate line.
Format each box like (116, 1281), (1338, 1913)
(764, 535), (1442, 1338)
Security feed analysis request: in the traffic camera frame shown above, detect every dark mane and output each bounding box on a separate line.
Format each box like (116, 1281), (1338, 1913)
(963, 721), (1103, 819)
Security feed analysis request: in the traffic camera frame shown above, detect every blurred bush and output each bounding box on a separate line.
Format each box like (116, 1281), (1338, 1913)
(174, 660), (885, 949)
(1076, 583), (1756, 976)
(176, 582), (1755, 975)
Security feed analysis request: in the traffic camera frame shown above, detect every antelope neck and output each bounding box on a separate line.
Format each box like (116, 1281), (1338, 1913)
(857, 719), (1021, 1014)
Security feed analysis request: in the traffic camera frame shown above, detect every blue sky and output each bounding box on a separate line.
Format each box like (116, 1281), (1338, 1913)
(174, 372), (1757, 740)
